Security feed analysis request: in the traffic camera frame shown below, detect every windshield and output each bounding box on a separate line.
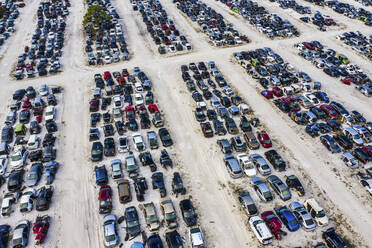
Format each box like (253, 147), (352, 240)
(20, 203), (29, 209)
(263, 191), (271, 199)
(100, 200), (110, 207)
(105, 234), (116, 242)
(282, 189), (290, 196)
(166, 212), (176, 220)
(316, 210), (326, 218)
(92, 150), (101, 155)
(147, 215), (158, 223)
(289, 219), (298, 227)
(353, 134), (361, 140)
(11, 154), (22, 161)
(264, 139), (271, 144)
(184, 210), (194, 218)
(127, 220), (139, 228)
(27, 173), (37, 180)
(305, 219), (314, 226)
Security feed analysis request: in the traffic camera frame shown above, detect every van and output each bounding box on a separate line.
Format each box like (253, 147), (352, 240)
(304, 198), (328, 226)
(223, 154), (243, 178)
(117, 179), (132, 204)
(344, 127), (363, 146)
(147, 131), (159, 149)
(244, 131), (260, 149)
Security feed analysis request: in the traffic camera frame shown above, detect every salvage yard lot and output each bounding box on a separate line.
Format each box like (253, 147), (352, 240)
(0, 0), (371, 247)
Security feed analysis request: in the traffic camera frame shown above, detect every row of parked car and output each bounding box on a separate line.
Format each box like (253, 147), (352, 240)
(304, 0), (372, 25)
(178, 61), (340, 246)
(337, 31), (372, 61)
(0, 85), (62, 247)
(219, 0), (299, 38)
(174, 0), (249, 46)
(0, 0), (22, 48)
(88, 69), (207, 248)
(85, 0), (130, 65)
(132, 0), (192, 54)
(14, 0), (70, 79)
(234, 47), (372, 197)
(296, 40), (372, 97)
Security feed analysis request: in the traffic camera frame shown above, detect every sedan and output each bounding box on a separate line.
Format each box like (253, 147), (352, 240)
(91, 141), (103, 162)
(320, 135), (341, 153)
(179, 199), (197, 227)
(103, 214), (119, 247)
(257, 131), (272, 148)
(289, 202), (316, 231)
(159, 128), (173, 147)
(124, 206), (141, 238)
(25, 163), (43, 187)
(267, 175), (291, 201)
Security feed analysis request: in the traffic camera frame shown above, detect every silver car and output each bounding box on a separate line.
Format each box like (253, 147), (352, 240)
(289, 202), (316, 231)
(103, 214), (119, 247)
(250, 154), (271, 176)
(267, 175), (291, 201)
(12, 220), (30, 248)
(251, 177), (273, 202)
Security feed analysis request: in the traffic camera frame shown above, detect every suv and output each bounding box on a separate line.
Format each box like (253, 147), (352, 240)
(143, 202), (160, 231)
(322, 228), (348, 248)
(230, 136), (247, 152)
(249, 215), (273, 245)
(304, 198), (328, 226)
(190, 227), (206, 248)
(147, 131), (159, 149)
(244, 131), (260, 150)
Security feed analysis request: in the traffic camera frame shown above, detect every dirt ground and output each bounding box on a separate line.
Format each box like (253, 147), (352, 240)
(0, 0), (371, 247)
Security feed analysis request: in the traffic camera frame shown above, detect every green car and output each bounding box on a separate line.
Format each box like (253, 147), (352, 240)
(337, 54), (349, 65)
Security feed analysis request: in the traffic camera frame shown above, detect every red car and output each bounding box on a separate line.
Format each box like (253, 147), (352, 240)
(324, 18), (336, 25)
(272, 87), (283, 97)
(23, 98), (32, 109)
(283, 98), (301, 112)
(201, 122), (213, 138)
(340, 77), (352, 85)
(320, 104), (338, 119)
(122, 69), (129, 77)
(125, 106), (135, 119)
(261, 90), (273, 99)
(261, 211), (282, 240)
(99, 185), (112, 214)
(33, 215), (50, 245)
(89, 99), (99, 112)
(103, 71), (111, 80)
(148, 104), (159, 114)
(302, 42), (314, 50)
(118, 77), (126, 86)
(362, 146), (372, 157)
(257, 131), (272, 148)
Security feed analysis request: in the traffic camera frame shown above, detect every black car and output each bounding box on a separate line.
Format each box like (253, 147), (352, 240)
(19, 109), (31, 124)
(353, 148), (371, 164)
(172, 172), (186, 195)
(0, 224), (10, 247)
(8, 169), (24, 192)
(115, 121), (126, 135)
(158, 128), (173, 147)
(1, 126), (13, 143)
(134, 177), (148, 202)
(104, 138), (115, 157)
(26, 86), (36, 98)
(274, 99), (290, 113)
(91, 141), (103, 162)
(147, 234), (163, 248)
(206, 109), (217, 121)
(310, 106), (327, 120)
(103, 124), (115, 136)
(165, 230), (183, 248)
(264, 149), (286, 171)
(239, 116), (252, 132)
(46, 121), (58, 133)
(124, 206), (141, 238)
(285, 175), (305, 196)
(322, 228), (348, 248)
(327, 120), (342, 132)
(36, 186), (54, 211)
(213, 119), (227, 135)
(126, 118), (138, 132)
(43, 133), (56, 147)
(13, 89), (26, 100)
(179, 199), (197, 226)
(333, 135), (353, 150)
(47, 94), (57, 105)
(29, 150), (43, 162)
(151, 172), (166, 197)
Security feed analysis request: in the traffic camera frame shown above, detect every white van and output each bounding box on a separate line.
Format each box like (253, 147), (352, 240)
(304, 198), (328, 226)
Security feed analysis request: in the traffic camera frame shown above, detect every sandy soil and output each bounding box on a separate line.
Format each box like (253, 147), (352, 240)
(0, 0), (371, 247)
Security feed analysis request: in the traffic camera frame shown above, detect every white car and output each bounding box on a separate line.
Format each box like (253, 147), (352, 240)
(112, 108), (122, 122)
(190, 227), (206, 247)
(237, 154), (256, 177)
(1, 192), (18, 217)
(289, 202), (316, 231)
(222, 86), (234, 96)
(303, 93), (320, 105)
(10, 146), (28, 169)
(44, 106), (56, 122)
(112, 95), (123, 108)
(134, 93), (144, 106)
(103, 214), (119, 247)
(104, 56), (112, 64)
(132, 133), (145, 151)
(357, 174), (372, 196)
(248, 215), (273, 245)
(0, 155), (8, 175)
(27, 134), (40, 150)
(118, 136), (129, 153)
(134, 82), (143, 92)
(19, 188), (36, 212)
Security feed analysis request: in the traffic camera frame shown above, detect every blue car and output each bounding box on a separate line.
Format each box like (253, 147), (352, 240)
(274, 206), (300, 232)
(147, 234), (163, 248)
(314, 91), (329, 103)
(0, 224), (10, 247)
(95, 165), (108, 186)
(306, 123), (320, 137)
(45, 161), (59, 185)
